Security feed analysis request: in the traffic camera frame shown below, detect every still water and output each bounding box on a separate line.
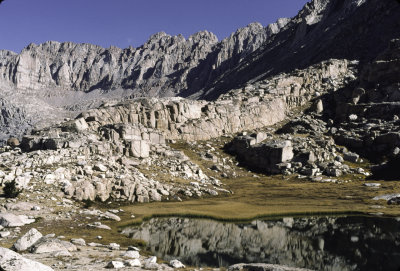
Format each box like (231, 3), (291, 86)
(122, 216), (400, 271)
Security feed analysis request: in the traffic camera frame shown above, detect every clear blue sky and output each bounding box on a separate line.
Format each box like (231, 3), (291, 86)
(0, 0), (309, 53)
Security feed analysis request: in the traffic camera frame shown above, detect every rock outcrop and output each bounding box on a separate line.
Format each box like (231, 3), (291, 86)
(332, 39), (400, 162)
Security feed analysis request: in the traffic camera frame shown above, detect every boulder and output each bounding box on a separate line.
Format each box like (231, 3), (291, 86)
(0, 247), (54, 271)
(93, 163), (108, 172)
(30, 237), (77, 254)
(13, 228), (43, 252)
(143, 256), (159, 269)
(102, 212), (121, 221)
(61, 118), (89, 132)
(128, 140), (150, 158)
(122, 250), (140, 259)
(0, 231), (10, 238)
(343, 152), (359, 163)
(6, 138), (19, 148)
(169, 259), (185, 268)
(70, 238), (86, 246)
(5, 202), (35, 211)
(228, 138), (293, 173)
(0, 214), (35, 227)
(106, 261), (124, 269)
(124, 259), (141, 267)
(373, 193), (400, 201)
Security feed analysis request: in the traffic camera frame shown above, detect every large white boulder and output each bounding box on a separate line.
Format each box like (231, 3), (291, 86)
(0, 213), (35, 227)
(0, 247), (54, 271)
(13, 228), (43, 252)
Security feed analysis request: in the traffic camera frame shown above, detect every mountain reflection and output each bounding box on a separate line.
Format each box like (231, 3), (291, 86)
(122, 216), (400, 271)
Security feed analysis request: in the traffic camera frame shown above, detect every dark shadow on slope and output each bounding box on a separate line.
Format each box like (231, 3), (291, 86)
(179, 0), (400, 101)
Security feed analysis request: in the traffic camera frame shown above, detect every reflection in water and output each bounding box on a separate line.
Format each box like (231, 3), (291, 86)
(122, 216), (400, 271)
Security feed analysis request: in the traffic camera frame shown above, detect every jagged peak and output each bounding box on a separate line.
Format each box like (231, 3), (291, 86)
(220, 22), (266, 44)
(188, 30), (218, 43)
(145, 31), (171, 44)
(235, 22), (265, 35)
(265, 18), (290, 36)
(296, 0), (368, 25)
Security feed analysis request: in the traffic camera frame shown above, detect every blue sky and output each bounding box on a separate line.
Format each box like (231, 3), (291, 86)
(0, 0), (309, 53)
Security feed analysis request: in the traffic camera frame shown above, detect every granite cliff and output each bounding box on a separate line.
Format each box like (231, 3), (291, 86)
(0, 0), (399, 141)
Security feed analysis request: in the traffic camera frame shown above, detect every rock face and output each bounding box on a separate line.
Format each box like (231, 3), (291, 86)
(70, 59), (353, 142)
(315, 38), (400, 178)
(0, 21), (284, 142)
(197, 0), (400, 100)
(0, 57), (355, 203)
(0, 23), (275, 96)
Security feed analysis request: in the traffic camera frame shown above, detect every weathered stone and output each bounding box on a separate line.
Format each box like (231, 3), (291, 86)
(228, 138), (293, 173)
(169, 259), (185, 268)
(0, 247), (54, 271)
(0, 231), (10, 238)
(108, 243), (120, 250)
(143, 256), (159, 270)
(6, 138), (19, 148)
(102, 212), (121, 221)
(61, 118), (89, 132)
(124, 259), (141, 267)
(30, 237), (77, 254)
(13, 228), (43, 252)
(325, 168), (342, 177)
(128, 140), (150, 158)
(363, 183), (381, 188)
(0, 214), (35, 227)
(343, 152), (359, 163)
(70, 238), (86, 246)
(373, 193), (400, 201)
(122, 250), (140, 259)
(106, 261), (124, 269)
(93, 163), (108, 172)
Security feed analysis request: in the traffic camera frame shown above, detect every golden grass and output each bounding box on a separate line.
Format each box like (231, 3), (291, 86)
(117, 139), (400, 226)
(118, 176), (400, 227)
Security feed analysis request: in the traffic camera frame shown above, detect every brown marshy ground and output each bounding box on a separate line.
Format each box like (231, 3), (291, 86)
(119, 138), (400, 227)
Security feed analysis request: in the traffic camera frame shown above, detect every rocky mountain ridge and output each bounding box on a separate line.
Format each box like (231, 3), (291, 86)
(3, 0), (398, 100)
(0, 21), (281, 96)
(0, 0), (399, 142)
(198, 0), (400, 99)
